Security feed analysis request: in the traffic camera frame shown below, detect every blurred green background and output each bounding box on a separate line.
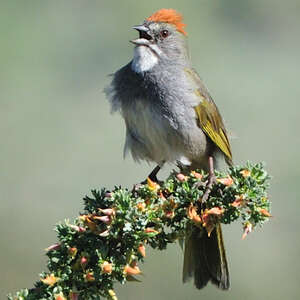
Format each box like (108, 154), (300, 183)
(1, 0), (300, 299)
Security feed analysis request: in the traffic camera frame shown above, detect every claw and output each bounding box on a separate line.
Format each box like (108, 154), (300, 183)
(201, 174), (216, 203)
(148, 165), (161, 182)
(140, 164), (163, 185)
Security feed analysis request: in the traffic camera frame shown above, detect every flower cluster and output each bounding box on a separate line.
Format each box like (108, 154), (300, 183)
(8, 162), (271, 300)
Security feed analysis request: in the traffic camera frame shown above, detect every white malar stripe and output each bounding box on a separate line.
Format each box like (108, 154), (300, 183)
(131, 46), (158, 73)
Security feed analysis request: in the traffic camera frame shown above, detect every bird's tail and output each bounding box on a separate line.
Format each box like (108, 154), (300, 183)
(182, 223), (230, 290)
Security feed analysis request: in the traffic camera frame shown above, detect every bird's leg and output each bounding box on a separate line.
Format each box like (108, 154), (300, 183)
(140, 161), (165, 185)
(147, 165), (161, 182)
(201, 156), (217, 203)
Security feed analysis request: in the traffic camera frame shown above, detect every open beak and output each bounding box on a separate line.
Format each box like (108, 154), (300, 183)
(132, 25), (149, 32)
(130, 25), (152, 46)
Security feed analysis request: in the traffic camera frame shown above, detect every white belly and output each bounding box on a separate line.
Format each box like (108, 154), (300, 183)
(122, 99), (208, 166)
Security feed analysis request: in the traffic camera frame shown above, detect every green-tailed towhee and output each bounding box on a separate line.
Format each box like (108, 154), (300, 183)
(105, 8), (232, 290)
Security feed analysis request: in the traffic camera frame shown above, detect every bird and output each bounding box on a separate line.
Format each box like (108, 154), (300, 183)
(105, 8), (232, 290)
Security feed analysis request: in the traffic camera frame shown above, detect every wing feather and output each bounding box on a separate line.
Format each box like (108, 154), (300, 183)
(185, 68), (232, 165)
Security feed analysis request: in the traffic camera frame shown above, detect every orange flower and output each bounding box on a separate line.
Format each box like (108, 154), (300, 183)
(158, 191), (166, 200)
(147, 177), (160, 192)
(231, 195), (245, 208)
(145, 197), (152, 206)
(162, 197), (177, 219)
(136, 202), (146, 212)
(138, 243), (146, 257)
(164, 211), (175, 219)
(202, 220), (215, 237)
(169, 198), (177, 209)
(123, 264), (141, 275)
(191, 171), (203, 180)
(40, 274), (59, 286)
(54, 293), (67, 300)
(98, 208), (116, 217)
(84, 271), (95, 282)
(101, 261), (113, 274)
(67, 247), (77, 258)
(187, 203), (202, 225)
(206, 207), (224, 215)
(240, 169), (251, 178)
(79, 215), (99, 232)
(202, 207), (224, 236)
(176, 173), (187, 182)
(217, 176), (234, 186)
(93, 215), (112, 225)
(144, 227), (159, 234)
(259, 208), (272, 217)
(242, 222), (253, 240)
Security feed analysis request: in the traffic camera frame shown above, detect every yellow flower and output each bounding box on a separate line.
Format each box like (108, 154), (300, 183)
(187, 203), (202, 225)
(85, 216), (98, 232)
(80, 214), (99, 232)
(240, 169), (251, 178)
(136, 202), (146, 212)
(40, 273), (59, 286)
(147, 177), (160, 192)
(108, 289), (118, 300)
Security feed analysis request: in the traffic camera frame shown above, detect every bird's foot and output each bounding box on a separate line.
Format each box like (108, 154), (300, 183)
(201, 156), (217, 203)
(201, 174), (217, 203)
(140, 175), (159, 186)
(140, 165), (162, 185)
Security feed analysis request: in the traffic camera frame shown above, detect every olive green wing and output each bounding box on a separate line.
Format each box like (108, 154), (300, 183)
(185, 68), (233, 165)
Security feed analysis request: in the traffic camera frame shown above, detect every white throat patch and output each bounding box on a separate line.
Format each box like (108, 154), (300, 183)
(131, 46), (158, 73)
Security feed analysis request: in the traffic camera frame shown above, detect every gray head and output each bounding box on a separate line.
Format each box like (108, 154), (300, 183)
(130, 9), (190, 73)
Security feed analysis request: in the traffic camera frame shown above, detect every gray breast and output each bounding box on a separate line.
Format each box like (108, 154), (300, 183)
(105, 62), (209, 166)
(122, 97), (187, 164)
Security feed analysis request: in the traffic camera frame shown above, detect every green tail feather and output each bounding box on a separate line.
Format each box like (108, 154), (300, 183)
(183, 224), (230, 290)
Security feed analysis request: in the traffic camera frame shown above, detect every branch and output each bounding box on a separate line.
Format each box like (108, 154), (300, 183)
(9, 162), (271, 300)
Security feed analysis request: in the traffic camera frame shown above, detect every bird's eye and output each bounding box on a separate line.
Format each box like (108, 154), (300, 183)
(160, 30), (169, 38)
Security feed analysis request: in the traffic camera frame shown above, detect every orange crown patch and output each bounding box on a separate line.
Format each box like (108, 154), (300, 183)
(146, 9), (187, 35)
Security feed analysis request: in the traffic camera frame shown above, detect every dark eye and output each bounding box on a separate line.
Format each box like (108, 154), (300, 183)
(160, 30), (169, 38)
